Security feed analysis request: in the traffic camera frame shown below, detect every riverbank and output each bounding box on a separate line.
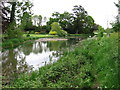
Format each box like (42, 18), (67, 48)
(1, 34), (88, 51)
(5, 33), (119, 88)
(1, 34), (58, 51)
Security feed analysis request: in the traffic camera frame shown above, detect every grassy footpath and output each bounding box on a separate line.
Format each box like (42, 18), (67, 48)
(4, 33), (119, 88)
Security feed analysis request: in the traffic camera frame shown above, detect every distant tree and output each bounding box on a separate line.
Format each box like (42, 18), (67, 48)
(51, 22), (62, 32)
(46, 5), (96, 34)
(84, 16), (95, 34)
(43, 16), (47, 23)
(9, 2), (16, 23)
(59, 12), (73, 33)
(4, 0), (33, 39)
(0, 1), (16, 33)
(111, 1), (120, 32)
(47, 11), (73, 33)
(32, 15), (38, 26)
(0, 2), (9, 33)
(46, 17), (59, 32)
(21, 12), (33, 31)
(32, 15), (42, 26)
(72, 5), (95, 34)
(49, 22), (67, 36)
(72, 5), (87, 34)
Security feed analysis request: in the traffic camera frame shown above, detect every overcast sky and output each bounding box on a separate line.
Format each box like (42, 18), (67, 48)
(32, 0), (118, 28)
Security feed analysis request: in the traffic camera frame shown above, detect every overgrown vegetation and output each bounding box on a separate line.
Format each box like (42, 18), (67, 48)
(5, 33), (119, 88)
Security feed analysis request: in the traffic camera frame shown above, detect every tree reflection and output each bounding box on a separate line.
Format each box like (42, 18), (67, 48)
(32, 42), (43, 54)
(2, 49), (17, 85)
(2, 48), (32, 85)
(47, 41), (67, 51)
(21, 42), (33, 55)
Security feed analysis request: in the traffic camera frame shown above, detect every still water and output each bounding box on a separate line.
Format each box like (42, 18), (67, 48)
(1, 38), (81, 85)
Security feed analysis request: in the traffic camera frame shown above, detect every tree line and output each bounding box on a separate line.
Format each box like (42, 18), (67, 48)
(1, 0), (119, 39)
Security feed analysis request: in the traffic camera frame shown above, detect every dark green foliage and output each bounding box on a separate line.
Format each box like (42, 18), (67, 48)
(111, 22), (120, 32)
(11, 38), (20, 44)
(46, 6), (97, 34)
(72, 5), (96, 34)
(26, 34), (30, 37)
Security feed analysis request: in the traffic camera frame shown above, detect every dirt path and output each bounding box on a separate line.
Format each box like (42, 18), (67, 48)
(36, 38), (68, 41)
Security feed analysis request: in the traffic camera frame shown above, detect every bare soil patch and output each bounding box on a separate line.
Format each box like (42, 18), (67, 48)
(36, 38), (68, 41)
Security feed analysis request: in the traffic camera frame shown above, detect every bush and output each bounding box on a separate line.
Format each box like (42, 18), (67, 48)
(60, 30), (68, 36)
(26, 34), (30, 37)
(49, 31), (57, 35)
(49, 22), (68, 37)
(35, 32), (40, 34)
(30, 31), (35, 34)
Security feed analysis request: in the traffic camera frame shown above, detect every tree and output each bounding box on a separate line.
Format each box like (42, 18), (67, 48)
(51, 22), (62, 32)
(46, 5), (96, 34)
(21, 12), (33, 31)
(9, 2), (16, 23)
(32, 15), (38, 26)
(32, 15), (42, 26)
(1, 1), (13, 33)
(5, 0), (33, 39)
(111, 1), (120, 32)
(43, 16), (47, 23)
(32, 15), (42, 31)
(84, 16), (95, 34)
(72, 5), (95, 34)
(49, 22), (67, 36)
(72, 5), (88, 34)
(47, 11), (73, 33)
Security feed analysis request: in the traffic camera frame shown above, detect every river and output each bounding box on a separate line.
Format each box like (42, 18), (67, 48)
(1, 37), (82, 85)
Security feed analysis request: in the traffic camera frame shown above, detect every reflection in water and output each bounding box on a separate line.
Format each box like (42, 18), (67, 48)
(1, 38), (80, 85)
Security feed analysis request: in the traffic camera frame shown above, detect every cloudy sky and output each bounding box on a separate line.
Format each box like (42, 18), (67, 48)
(32, 0), (118, 28)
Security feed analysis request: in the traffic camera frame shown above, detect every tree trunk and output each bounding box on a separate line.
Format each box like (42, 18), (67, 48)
(10, 2), (16, 23)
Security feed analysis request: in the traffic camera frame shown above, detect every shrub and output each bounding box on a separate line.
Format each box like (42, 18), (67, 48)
(26, 34), (30, 37)
(49, 22), (68, 37)
(60, 30), (68, 36)
(30, 31), (35, 34)
(35, 32), (40, 34)
(49, 31), (57, 35)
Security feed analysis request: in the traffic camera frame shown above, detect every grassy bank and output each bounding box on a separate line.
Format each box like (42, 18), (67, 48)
(1, 34), (58, 50)
(23, 34), (58, 38)
(1, 34), (88, 51)
(5, 32), (119, 88)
